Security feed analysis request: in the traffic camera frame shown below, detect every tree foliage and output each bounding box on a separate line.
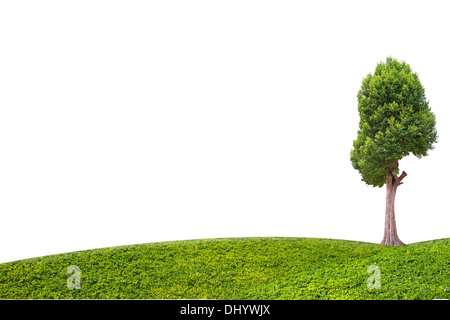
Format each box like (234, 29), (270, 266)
(351, 57), (437, 187)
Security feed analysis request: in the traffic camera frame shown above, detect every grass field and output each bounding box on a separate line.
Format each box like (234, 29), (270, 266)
(1, 237), (450, 299)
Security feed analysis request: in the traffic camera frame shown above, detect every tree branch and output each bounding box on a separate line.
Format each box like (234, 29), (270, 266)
(397, 171), (407, 185)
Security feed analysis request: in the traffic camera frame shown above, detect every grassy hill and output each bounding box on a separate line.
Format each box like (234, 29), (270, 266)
(1, 237), (450, 299)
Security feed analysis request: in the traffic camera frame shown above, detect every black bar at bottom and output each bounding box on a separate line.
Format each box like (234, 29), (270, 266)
(0, 299), (447, 318)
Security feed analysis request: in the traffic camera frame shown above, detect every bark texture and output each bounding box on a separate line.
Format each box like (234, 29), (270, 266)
(380, 165), (407, 246)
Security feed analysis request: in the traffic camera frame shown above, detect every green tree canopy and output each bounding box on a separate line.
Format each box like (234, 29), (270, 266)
(351, 57), (437, 187)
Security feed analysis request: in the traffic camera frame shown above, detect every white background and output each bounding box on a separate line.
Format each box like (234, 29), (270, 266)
(1, 0), (449, 264)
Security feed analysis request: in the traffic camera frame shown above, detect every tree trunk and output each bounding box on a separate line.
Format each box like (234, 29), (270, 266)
(381, 168), (407, 246)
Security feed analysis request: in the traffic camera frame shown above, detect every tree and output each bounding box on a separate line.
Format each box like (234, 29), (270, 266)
(350, 57), (438, 246)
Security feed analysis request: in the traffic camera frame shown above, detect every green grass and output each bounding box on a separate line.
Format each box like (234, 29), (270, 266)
(1, 237), (450, 299)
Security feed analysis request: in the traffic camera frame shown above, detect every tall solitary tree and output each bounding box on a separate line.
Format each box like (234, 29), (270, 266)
(351, 57), (438, 246)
